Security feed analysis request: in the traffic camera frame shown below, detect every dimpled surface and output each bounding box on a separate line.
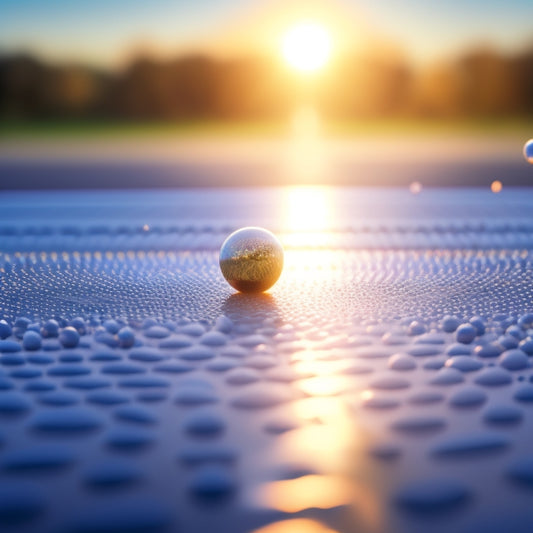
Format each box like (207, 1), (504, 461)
(2, 188), (533, 533)
(219, 227), (284, 293)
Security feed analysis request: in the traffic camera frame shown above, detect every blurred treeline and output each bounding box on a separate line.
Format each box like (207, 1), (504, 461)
(1, 47), (533, 121)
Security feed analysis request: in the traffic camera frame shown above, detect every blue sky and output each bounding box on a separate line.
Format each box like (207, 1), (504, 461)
(1, 0), (532, 67)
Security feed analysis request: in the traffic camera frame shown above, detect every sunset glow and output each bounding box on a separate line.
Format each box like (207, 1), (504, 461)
(282, 22), (332, 72)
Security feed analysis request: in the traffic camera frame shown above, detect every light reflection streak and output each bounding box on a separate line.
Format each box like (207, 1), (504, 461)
(259, 474), (352, 513)
(251, 518), (339, 533)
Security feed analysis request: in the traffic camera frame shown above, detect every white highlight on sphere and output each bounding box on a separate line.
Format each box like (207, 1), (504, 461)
(282, 22), (332, 72)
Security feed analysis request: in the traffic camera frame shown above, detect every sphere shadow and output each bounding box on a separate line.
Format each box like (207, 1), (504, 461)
(221, 292), (282, 327)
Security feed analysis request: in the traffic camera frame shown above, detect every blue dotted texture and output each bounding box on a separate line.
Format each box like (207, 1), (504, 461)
(1, 188), (533, 533)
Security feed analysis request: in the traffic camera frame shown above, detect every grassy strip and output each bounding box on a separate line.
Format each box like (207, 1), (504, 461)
(1, 118), (532, 140)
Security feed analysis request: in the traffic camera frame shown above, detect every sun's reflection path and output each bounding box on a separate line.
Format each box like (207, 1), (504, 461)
(281, 186), (336, 249)
(284, 107), (327, 185)
(244, 333), (386, 533)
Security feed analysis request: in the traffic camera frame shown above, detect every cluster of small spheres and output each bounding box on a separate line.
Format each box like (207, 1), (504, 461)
(219, 227), (284, 293)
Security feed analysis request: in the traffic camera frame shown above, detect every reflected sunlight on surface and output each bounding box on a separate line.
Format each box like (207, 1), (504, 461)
(259, 474), (352, 513)
(283, 108), (328, 186)
(281, 184), (336, 251)
(251, 518), (340, 533)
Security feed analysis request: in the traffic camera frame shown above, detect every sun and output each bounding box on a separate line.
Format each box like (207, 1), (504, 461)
(282, 22), (332, 72)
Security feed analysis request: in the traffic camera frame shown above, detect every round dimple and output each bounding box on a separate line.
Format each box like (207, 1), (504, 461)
(144, 325), (170, 339)
(178, 444), (238, 465)
(30, 407), (103, 432)
(474, 343), (504, 358)
(182, 411), (225, 437)
(38, 390), (79, 406)
(369, 443), (401, 461)
(64, 377), (112, 390)
(90, 351), (122, 362)
(0, 340), (22, 353)
(431, 432), (510, 458)
(507, 456), (533, 486)
(100, 363), (146, 375)
(86, 390), (130, 406)
(361, 396), (400, 409)
(391, 416), (446, 434)
(48, 364), (91, 377)
(118, 376), (170, 388)
(0, 392), (32, 415)
(83, 460), (142, 489)
(177, 346), (216, 361)
(200, 331), (228, 346)
(2, 444), (75, 472)
(24, 380), (55, 392)
(225, 368), (261, 386)
(422, 357), (447, 370)
(26, 353), (54, 365)
(408, 391), (445, 405)
(105, 428), (155, 451)
(445, 356), (483, 373)
(180, 323), (206, 337)
(0, 481), (44, 525)
(10, 367), (42, 379)
(175, 387), (219, 406)
(153, 361), (194, 374)
(189, 465), (235, 499)
(0, 353), (24, 365)
(498, 349), (529, 371)
(449, 387), (487, 408)
(220, 345), (248, 358)
(406, 345), (442, 357)
(128, 347), (168, 363)
(114, 405), (158, 425)
(474, 367), (513, 387)
(388, 353), (417, 371)
(514, 384), (533, 403)
(445, 343), (473, 356)
(395, 478), (469, 513)
(158, 335), (193, 349)
(205, 358), (238, 372)
(483, 404), (523, 425)
(429, 368), (464, 386)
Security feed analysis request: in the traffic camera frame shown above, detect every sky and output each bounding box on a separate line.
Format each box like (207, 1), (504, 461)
(1, 0), (533, 68)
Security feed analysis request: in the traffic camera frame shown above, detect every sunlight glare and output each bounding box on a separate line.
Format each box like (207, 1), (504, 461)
(282, 22), (332, 72)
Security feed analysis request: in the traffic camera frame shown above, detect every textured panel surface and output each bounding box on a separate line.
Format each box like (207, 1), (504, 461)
(1, 188), (533, 533)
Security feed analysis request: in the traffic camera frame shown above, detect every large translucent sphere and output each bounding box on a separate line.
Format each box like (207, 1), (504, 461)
(524, 139), (533, 164)
(219, 227), (284, 293)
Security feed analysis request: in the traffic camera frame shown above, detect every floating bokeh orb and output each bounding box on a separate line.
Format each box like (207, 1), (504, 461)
(524, 139), (533, 163)
(219, 227), (284, 293)
(409, 181), (422, 195)
(491, 180), (503, 193)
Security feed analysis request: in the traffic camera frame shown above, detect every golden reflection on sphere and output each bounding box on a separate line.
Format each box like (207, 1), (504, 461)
(219, 227), (284, 293)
